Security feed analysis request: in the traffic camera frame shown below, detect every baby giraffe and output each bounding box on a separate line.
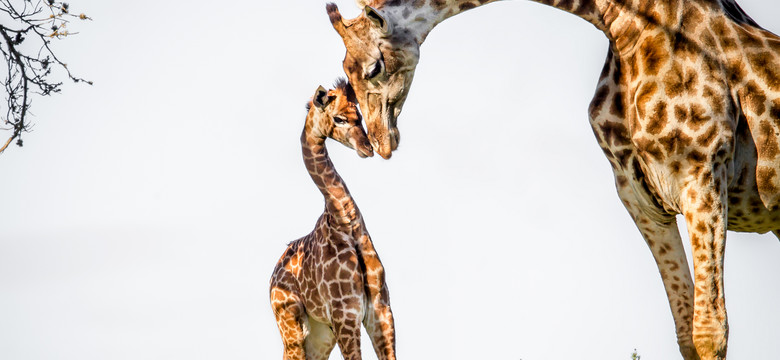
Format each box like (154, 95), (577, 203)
(270, 79), (396, 360)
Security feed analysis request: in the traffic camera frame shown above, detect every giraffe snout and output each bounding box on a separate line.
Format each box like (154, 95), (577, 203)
(357, 139), (374, 158)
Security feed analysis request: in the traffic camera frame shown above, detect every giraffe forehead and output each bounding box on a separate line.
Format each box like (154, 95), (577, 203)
(337, 102), (360, 120)
(328, 94), (359, 118)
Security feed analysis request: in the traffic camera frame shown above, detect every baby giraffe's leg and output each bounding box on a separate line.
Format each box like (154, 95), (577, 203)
(304, 319), (336, 360)
(271, 287), (306, 360)
(358, 234), (396, 360)
(332, 297), (364, 360)
(363, 300), (396, 360)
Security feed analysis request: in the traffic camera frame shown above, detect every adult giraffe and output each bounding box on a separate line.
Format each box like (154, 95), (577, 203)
(325, 1), (780, 359)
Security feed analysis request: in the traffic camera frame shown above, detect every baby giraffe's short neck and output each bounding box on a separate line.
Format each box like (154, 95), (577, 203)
(301, 111), (359, 227)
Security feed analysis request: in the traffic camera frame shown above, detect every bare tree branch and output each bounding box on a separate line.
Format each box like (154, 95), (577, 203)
(0, 0), (91, 154)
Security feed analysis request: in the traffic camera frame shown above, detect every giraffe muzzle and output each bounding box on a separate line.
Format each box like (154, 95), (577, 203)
(356, 139), (374, 158)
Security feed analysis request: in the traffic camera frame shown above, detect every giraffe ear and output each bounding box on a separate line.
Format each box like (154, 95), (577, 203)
(326, 3), (348, 38)
(364, 6), (391, 35)
(313, 86), (331, 109)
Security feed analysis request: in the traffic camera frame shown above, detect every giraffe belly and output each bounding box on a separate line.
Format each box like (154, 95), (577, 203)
(727, 204), (780, 233)
(727, 192), (780, 233)
(727, 162), (780, 233)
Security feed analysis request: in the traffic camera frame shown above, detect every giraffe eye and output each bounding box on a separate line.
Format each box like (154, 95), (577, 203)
(334, 116), (348, 124)
(366, 59), (383, 79)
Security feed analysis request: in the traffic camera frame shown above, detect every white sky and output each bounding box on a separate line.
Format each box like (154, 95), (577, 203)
(1, 1), (778, 359)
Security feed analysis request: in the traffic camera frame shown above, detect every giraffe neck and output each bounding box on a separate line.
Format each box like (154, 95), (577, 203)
(301, 118), (359, 227)
(375, 0), (694, 52)
(373, 0), (502, 44)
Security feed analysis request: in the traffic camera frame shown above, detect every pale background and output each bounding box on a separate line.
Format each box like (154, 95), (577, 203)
(1, 1), (778, 359)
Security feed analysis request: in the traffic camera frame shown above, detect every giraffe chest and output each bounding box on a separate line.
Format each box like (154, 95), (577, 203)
(298, 226), (366, 324)
(590, 48), (734, 152)
(589, 66), (780, 232)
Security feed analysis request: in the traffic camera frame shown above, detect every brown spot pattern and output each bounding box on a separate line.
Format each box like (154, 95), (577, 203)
(636, 82), (659, 120)
(589, 85), (609, 118)
(664, 63), (699, 98)
(670, 160), (682, 174)
(748, 52), (780, 91)
(741, 80), (767, 115)
(675, 103), (712, 131)
(600, 121), (632, 147)
(459, 2), (476, 11)
(646, 101), (669, 135)
(697, 124), (719, 147)
(688, 149), (707, 164)
(639, 34), (670, 76)
(659, 129), (693, 155)
(755, 164), (779, 196)
(635, 137), (666, 161)
(611, 91), (625, 117)
(430, 0), (447, 10)
(702, 86), (726, 115)
(711, 18), (739, 52)
(737, 27), (765, 49)
(756, 119), (780, 160)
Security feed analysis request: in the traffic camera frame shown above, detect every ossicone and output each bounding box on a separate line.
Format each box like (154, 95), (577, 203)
(326, 3), (347, 36)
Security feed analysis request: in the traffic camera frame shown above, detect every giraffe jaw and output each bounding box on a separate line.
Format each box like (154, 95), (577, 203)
(365, 93), (402, 159)
(357, 146), (374, 158)
(370, 124), (399, 160)
(353, 137), (374, 158)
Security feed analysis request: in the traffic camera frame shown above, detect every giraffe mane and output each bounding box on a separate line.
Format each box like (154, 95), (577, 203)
(720, 0), (760, 28)
(332, 77), (357, 103)
(304, 78), (354, 113)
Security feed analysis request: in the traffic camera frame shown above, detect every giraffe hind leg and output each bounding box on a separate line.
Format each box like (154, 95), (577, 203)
(363, 294), (396, 360)
(356, 235), (396, 360)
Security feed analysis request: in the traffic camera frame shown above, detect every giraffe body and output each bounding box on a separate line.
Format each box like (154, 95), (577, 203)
(325, 1), (780, 359)
(270, 81), (396, 360)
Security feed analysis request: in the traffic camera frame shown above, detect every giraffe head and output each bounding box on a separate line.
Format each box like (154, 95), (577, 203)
(326, 3), (419, 159)
(309, 79), (374, 158)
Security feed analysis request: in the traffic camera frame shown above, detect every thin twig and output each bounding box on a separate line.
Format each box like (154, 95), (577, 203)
(0, 0), (91, 153)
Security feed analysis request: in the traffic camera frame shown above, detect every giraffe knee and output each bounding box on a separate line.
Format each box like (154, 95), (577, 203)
(677, 343), (701, 360)
(692, 330), (728, 360)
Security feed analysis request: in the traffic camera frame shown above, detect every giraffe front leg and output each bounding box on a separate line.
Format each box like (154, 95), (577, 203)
(270, 287), (307, 360)
(612, 174), (699, 360)
(624, 206), (699, 359)
(332, 300), (364, 360)
(680, 182), (729, 360)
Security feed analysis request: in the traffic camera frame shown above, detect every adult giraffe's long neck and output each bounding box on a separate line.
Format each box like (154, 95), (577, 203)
(377, 0), (678, 51)
(301, 119), (359, 228)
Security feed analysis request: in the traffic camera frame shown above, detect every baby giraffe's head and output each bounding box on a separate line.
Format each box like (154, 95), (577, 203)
(308, 79), (373, 158)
